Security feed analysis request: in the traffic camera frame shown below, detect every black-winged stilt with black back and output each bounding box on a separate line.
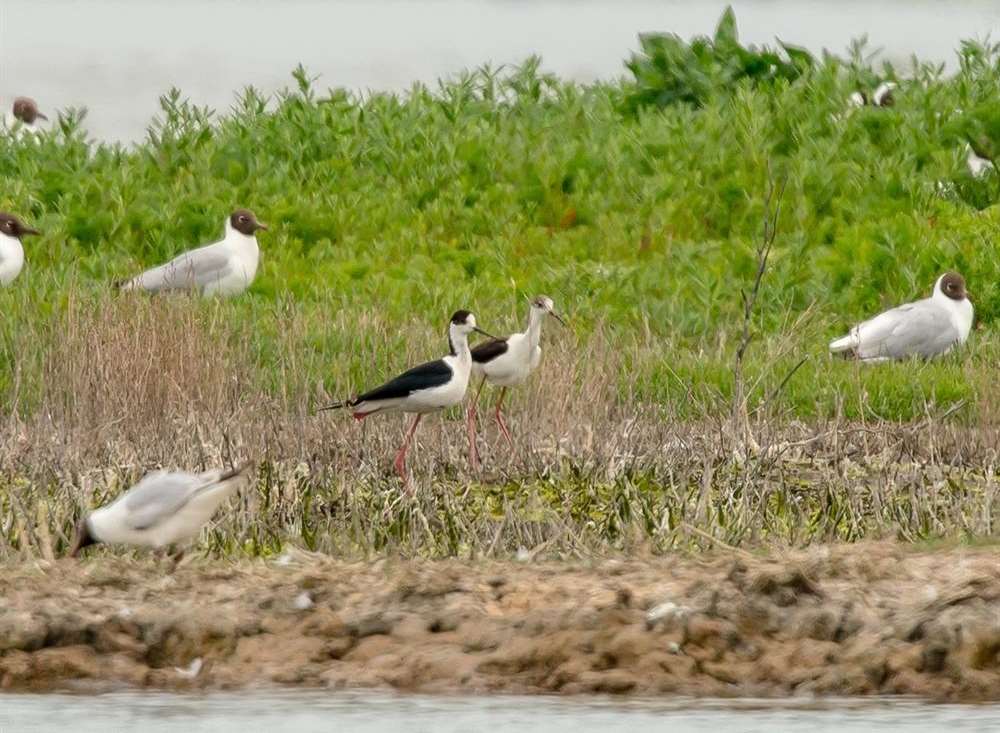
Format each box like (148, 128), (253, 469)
(321, 310), (496, 485)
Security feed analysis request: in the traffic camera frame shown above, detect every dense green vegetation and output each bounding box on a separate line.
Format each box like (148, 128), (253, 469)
(4, 11), (1000, 422)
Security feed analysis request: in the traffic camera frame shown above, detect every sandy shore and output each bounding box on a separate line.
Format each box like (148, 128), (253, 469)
(3, 543), (1000, 699)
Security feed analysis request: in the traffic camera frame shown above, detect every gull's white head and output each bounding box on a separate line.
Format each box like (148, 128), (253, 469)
(934, 271), (970, 303)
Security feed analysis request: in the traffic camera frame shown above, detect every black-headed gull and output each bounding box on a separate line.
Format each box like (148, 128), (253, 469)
(0, 212), (41, 285)
(829, 272), (973, 362)
(847, 82), (896, 110)
(117, 208), (268, 296)
(967, 145), (994, 178)
(69, 464), (252, 560)
(2, 97), (48, 137)
(466, 296), (566, 469)
(320, 311), (496, 484)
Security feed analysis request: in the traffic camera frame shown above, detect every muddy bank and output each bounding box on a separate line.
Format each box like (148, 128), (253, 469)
(4, 544), (1000, 699)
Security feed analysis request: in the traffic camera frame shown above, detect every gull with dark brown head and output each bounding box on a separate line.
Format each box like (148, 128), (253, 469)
(829, 272), (973, 362)
(0, 212), (41, 286)
(3, 97), (48, 137)
(466, 296), (566, 469)
(320, 310), (496, 485)
(117, 208), (268, 296)
(69, 463), (253, 564)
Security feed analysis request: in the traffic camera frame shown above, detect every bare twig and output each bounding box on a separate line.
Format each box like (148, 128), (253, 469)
(731, 169), (788, 452)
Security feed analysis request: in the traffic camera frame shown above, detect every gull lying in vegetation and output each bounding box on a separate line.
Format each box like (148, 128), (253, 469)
(829, 272), (973, 362)
(0, 212), (41, 286)
(69, 464), (253, 562)
(848, 81), (897, 109)
(966, 145), (994, 178)
(321, 310), (496, 485)
(117, 208), (268, 296)
(467, 296), (566, 470)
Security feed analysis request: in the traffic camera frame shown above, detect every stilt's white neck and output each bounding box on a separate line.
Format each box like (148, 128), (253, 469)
(449, 326), (471, 362)
(526, 307), (545, 350)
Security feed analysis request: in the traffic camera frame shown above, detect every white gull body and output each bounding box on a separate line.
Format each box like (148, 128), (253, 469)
(0, 231), (25, 285)
(119, 212), (264, 296)
(967, 146), (994, 178)
(83, 466), (250, 550)
(829, 273), (973, 362)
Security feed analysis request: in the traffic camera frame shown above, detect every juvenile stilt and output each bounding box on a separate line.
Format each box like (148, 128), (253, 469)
(470, 296), (565, 463)
(394, 414), (423, 486)
(467, 376), (488, 471)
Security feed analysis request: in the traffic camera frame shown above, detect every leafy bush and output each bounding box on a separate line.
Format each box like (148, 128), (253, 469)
(623, 6), (814, 111)
(3, 31), (1000, 421)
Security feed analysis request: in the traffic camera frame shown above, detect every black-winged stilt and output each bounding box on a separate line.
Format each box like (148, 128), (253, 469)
(321, 310), (496, 484)
(466, 296), (565, 469)
(69, 463), (253, 564)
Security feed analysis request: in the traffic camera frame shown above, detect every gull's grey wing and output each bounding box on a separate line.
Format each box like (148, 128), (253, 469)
(882, 303), (960, 358)
(122, 471), (202, 531)
(857, 300), (958, 360)
(130, 242), (232, 293)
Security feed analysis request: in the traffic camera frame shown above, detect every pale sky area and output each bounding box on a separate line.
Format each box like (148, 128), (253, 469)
(1, 0), (999, 142)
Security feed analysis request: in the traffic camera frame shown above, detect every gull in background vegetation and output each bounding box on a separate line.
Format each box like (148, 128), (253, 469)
(829, 272), (973, 362)
(0, 212), (41, 286)
(117, 208), (268, 296)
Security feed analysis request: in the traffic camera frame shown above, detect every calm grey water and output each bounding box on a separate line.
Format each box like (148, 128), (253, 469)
(4, 692), (1000, 732)
(1, 0), (999, 142)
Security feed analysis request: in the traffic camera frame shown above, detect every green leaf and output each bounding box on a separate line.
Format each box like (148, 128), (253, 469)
(714, 6), (738, 46)
(779, 40), (816, 70)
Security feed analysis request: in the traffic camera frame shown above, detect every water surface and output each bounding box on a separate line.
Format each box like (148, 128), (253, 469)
(4, 691), (1000, 732)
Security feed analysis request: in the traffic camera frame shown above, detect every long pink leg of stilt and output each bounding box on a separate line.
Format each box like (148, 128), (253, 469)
(394, 414), (423, 488)
(467, 377), (487, 471)
(494, 387), (513, 448)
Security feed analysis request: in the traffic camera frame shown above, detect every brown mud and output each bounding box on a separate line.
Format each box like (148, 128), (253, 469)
(4, 543), (1000, 699)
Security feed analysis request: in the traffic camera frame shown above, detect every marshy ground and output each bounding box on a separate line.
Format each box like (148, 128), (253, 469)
(5, 543), (1000, 700)
(7, 17), (1000, 701)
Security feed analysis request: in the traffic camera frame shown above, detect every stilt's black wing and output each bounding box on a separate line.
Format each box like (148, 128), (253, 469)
(471, 338), (509, 364)
(354, 358), (453, 403)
